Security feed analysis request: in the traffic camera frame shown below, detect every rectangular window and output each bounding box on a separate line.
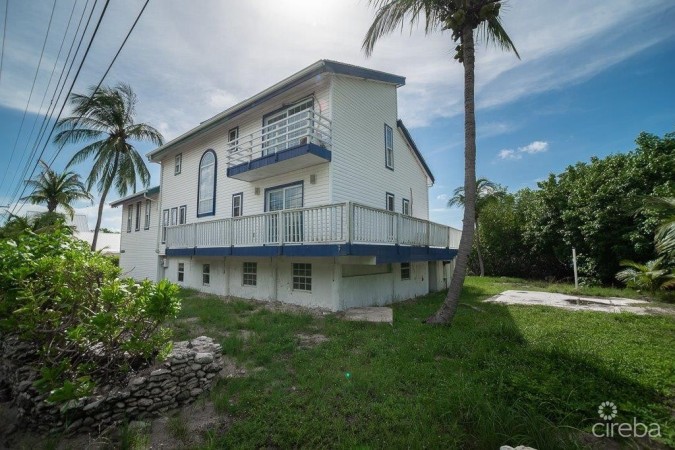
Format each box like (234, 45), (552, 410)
(243, 262), (257, 286)
(162, 209), (169, 243)
(292, 263), (312, 291)
(232, 193), (243, 217)
(175, 153), (182, 175)
(202, 264), (210, 286)
(179, 205), (187, 225)
(402, 198), (410, 216)
(135, 201), (142, 231)
(401, 262), (411, 280)
(177, 262), (184, 282)
(170, 207), (178, 226)
(384, 124), (394, 169)
(228, 127), (239, 152)
(386, 192), (395, 212)
(144, 199), (151, 229)
(126, 205), (133, 233)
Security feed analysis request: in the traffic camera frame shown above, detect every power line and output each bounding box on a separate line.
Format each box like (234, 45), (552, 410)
(0, 0), (58, 194)
(0, 0), (8, 85)
(9, 0), (113, 216)
(48, 0), (152, 168)
(17, 0), (80, 181)
(4, 0), (96, 211)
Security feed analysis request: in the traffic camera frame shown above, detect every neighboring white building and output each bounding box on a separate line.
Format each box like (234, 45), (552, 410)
(27, 211), (121, 254)
(112, 60), (460, 311)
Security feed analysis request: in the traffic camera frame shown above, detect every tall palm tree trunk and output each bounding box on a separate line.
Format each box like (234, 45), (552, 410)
(475, 217), (485, 276)
(91, 154), (119, 251)
(426, 26), (477, 324)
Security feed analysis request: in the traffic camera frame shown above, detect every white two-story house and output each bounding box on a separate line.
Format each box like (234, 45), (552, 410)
(112, 60), (460, 311)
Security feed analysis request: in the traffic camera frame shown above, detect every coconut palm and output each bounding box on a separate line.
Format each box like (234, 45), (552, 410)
(20, 160), (92, 219)
(363, 0), (519, 324)
(54, 83), (164, 251)
(447, 177), (504, 276)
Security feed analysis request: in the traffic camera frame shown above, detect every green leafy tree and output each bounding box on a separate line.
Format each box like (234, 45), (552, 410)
(363, 0), (519, 324)
(447, 177), (504, 276)
(642, 197), (675, 260)
(20, 160), (92, 218)
(54, 83), (164, 251)
(520, 131), (674, 283)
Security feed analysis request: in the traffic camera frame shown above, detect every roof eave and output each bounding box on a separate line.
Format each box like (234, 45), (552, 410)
(146, 60), (406, 162)
(396, 119), (435, 184)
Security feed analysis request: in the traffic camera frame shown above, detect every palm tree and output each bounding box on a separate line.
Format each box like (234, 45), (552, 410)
(20, 160), (92, 219)
(54, 83), (164, 251)
(447, 177), (503, 276)
(616, 258), (675, 298)
(363, 0), (519, 324)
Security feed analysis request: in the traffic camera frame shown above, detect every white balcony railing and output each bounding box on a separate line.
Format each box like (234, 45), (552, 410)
(165, 203), (459, 251)
(226, 109), (332, 168)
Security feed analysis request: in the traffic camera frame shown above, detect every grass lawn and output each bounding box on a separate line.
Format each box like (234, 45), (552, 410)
(166, 276), (674, 449)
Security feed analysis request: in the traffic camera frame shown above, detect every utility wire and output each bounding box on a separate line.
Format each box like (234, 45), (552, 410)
(0, 0), (58, 194)
(18, 0), (80, 181)
(5, 0), (96, 211)
(48, 0), (152, 168)
(0, 0), (8, 85)
(9, 0), (113, 216)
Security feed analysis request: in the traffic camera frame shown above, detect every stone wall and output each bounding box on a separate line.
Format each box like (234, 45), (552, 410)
(0, 335), (224, 434)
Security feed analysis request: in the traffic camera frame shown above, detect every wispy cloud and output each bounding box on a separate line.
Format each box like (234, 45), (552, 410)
(498, 140), (549, 160)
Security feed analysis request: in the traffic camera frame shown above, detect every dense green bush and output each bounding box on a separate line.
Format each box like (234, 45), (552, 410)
(0, 227), (180, 403)
(472, 130), (674, 283)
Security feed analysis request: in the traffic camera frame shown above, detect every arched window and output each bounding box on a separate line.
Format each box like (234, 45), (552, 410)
(197, 150), (216, 216)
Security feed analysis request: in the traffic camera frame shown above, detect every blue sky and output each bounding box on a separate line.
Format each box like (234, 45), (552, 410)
(1, 0), (674, 230)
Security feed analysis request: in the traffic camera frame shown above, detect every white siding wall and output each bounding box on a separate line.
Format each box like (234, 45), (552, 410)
(118, 195), (160, 281)
(339, 261), (428, 309)
(330, 75), (430, 219)
(156, 76), (332, 254)
(165, 256), (341, 310)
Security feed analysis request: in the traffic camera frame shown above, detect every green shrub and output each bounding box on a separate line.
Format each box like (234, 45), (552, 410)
(0, 226), (181, 403)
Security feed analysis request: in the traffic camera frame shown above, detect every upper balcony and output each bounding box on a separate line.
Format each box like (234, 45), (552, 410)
(165, 203), (460, 263)
(226, 109), (332, 182)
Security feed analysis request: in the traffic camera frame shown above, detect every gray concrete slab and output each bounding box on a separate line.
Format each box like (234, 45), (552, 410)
(342, 307), (393, 324)
(485, 290), (669, 315)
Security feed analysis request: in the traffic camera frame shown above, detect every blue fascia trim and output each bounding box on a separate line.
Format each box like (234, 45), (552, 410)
(166, 248), (195, 257)
(396, 119), (434, 183)
(110, 185), (160, 207)
(168, 244), (457, 262)
(227, 143), (331, 179)
(196, 149), (217, 218)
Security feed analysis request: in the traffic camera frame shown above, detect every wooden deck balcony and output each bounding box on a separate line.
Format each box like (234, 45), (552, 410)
(165, 203), (460, 262)
(225, 109), (332, 182)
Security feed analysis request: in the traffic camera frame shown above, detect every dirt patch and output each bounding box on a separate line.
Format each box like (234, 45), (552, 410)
(295, 333), (329, 349)
(147, 400), (232, 449)
(193, 291), (333, 318)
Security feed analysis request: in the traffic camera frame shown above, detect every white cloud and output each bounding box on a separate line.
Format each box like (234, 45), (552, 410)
(436, 193), (449, 202)
(498, 140), (548, 160)
(1, 0), (672, 138)
(498, 149), (521, 160)
(519, 141), (548, 154)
